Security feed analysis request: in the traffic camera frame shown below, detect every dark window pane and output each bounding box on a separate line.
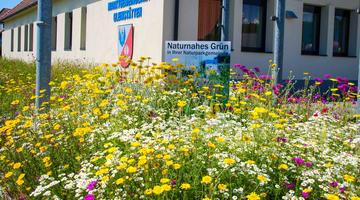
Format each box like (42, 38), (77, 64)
(242, 0), (266, 52)
(302, 5), (321, 55)
(198, 0), (222, 41)
(333, 9), (350, 56)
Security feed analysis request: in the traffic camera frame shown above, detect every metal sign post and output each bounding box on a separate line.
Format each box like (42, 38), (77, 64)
(273, 0), (286, 85)
(358, 36), (360, 112)
(221, 0), (230, 41)
(35, 0), (52, 110)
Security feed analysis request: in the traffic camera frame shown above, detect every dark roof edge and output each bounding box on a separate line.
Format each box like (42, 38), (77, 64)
(0, 1), (38, 22)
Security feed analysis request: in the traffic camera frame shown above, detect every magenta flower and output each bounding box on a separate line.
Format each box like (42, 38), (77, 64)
(170, 179), (177, 185)
(340, 186), (345, 193)
(292, 157), (305, 165)
(84, 194), (95, 200)
(314, 77), (323, 83)
(87, 180), (97, 190)
(285, 182), (296, 189)
(330, 181), (338, 187)
(324, 74), (332, 79)
(276, 137), (288, 142)
(302, 192), (309, 199)
(305, 162), (313, 168)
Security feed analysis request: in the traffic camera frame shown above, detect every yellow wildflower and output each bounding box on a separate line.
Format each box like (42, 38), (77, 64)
(326, 194), (339, 200)
(177, 100), (187, 107)
(246, 192), (261, 200)
(152, 185), (164, 195)
(218, 183), (227, 191)
(126, 166), (137, 173)
(145, 189), (153, 195)
(224, 158), (236, 165)
(13, 162), (21, 169)
(161, 184), (171, 191)
(201, 176), (212, 184)
(344, 175), (355, 183)
(116, 178), (125, 185)
(180, 183), (191, 190)
(257, 175), (267, 183)
(5, 172), (13, 178)
(160, 178), (170, 184)
(278, 164), (289, 170)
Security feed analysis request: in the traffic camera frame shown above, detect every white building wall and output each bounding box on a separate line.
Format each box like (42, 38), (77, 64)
(280, 0), (360, 80)
(2, 0), (166, 64)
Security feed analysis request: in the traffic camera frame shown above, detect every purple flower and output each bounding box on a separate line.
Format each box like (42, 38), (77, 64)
(286, 182), (296, 189)
(84, 194), (95, 200)
(87, 181), (97, 190)
(259, 74), (272, 80)
(313, 94), (321, 100)
(277, 137), (288, 142)
(19, 193), (27, 200)
(324, 74), (332, 79)
(339, 186), (345, 193)
(292, 157), (305, 165)
(170, 179), (177, 185)
(254, 67), (260, 73)
(302, 192), (310, 199)
(330, 181), (338, 187)
(305, 162), (313, 168)
(314, 77), (323, 83)
(336, 77), (343, 84)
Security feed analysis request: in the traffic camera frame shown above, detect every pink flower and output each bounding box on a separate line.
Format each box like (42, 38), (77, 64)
(87, 181), (97, 190)
(84, 194), (95, 200)
(292, 157), (305, 165)
(302, 192), (309, 199)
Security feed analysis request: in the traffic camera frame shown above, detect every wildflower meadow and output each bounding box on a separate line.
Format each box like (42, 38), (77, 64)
(0, 57), (359, 200)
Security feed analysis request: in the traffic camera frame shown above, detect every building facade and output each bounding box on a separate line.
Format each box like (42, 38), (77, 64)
(0, 0), (359, 80)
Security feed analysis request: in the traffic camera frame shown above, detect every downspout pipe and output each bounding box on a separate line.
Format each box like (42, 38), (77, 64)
(273, 0), (286, 85)
(221, 0), (230, 41)
(173, 0), (179, 40)
(35, 0), (52, 111)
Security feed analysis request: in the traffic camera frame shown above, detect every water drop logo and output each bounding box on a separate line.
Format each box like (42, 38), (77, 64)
(119, 28), (126, 46)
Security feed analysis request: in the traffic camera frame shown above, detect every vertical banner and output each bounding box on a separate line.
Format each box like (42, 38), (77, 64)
(118, 24), (133, 68)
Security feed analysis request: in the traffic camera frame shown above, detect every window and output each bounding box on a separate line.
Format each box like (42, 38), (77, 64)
(11, 29), (14, 52)
(64, 12), (73, 50)
(242, 0), (267, 52)
(24, 25), (28, 51)
(52, 17), (57, 51)
(80, 7), (87, 50)
(302, 5), (321, 55)
(17, 27), (21, 52)
(29, 24), (33, 51)
(198, 0), (222, 41)
(333, 9), (350, 56)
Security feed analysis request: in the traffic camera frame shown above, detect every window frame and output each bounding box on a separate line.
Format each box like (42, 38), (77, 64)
(52, 16), (58, 51)
(80, 7), (87, 50)
(17, 26), (21, 52)
(10, 29), (14, 52)
(64, 12), (73, 51)
(24, 25), (28, 52)
(241, 0), (267, 52)
(333, 8), (350, 57)
(29, 24), (33, 51)
(301, 5), (322, 55)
